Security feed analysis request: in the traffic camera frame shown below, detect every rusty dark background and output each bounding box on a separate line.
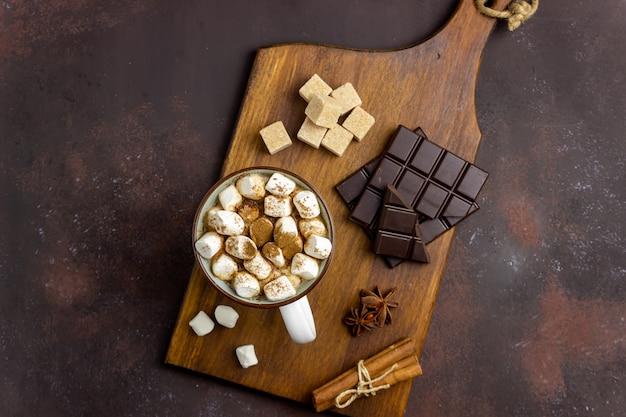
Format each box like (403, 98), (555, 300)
(1, 1), (624, 416)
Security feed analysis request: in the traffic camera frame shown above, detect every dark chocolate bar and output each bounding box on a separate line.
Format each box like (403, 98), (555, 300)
(350, 125), (488, 226)
(374, 185), (429, 263)
(335, 127), (485, 246)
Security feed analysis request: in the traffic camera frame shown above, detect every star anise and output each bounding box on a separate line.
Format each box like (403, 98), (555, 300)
(360, 286), (398, 326)
(343, 305), (377, 337)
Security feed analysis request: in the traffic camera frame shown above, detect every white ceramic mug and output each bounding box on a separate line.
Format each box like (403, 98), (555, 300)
(192, 167), (334, 344)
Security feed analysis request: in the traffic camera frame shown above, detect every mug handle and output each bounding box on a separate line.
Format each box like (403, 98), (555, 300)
(278, 295), (316, 344)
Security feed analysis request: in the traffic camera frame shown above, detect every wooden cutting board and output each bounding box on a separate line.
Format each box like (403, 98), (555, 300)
(166, 1), (505, 415)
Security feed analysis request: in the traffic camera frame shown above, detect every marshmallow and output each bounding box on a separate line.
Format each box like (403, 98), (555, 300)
(236, 174), (267, 200)
(195, 231), (223, 260)
(208, 210), (245, 236)
(304, 234), (333, 259)
(298, 218), (327, 239)
(265, 172), (296, 196)
(211, 253), (238, 281)
(262, 242), (285, 267)
(243, 252), (273, 280)
(263, 275), (297, 301)
(285, 273), (302, 289)
(236, 200), (261, 225)
(293, 190), (321, 219)
(218, 184), (243, 211)
(235, 344), (258, 368)
(264, 195), (292, 217)
(274, 216), (298, 248)
(225, 235), (258, 260)
(232, 271), (261, 298)
(214, 305), (239, 329)
(189, 311), (215, 336)
(281, 235), (303, 260)
(249, 217), (274, 247)
(290, 252), (320, 280)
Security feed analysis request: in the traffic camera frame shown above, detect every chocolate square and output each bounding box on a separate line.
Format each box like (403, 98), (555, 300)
(374, 185), (429, 263)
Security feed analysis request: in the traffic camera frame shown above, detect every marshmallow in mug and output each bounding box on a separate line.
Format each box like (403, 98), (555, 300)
(236, 174), (267, 200)
(218, 184), (243, 211)
(225, 235), (258, 260)
(290, 252), (320, 280)
(264, 275), (297, 301)
(211, 253), (239, 281)
(293, 190), (321, 219)
(265, 172), (296, 196)
(208, 210), (245, 236)
(195, 231), (223, 260)
(243, 252), (273, 280)
(264, 195), (293, 217)
(304, 234), (333, 259)
(233, 271), (261, 298)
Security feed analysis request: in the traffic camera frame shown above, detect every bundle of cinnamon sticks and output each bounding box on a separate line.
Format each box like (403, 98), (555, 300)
(311, 337), (422, 412)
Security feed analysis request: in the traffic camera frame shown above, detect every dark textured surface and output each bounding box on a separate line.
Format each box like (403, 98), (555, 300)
(1, 1), (624, 416)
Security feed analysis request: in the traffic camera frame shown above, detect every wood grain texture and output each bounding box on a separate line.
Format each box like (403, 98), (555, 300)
(166, 1), (505, 415)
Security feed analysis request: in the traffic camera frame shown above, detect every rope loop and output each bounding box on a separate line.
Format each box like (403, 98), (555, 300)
(475, 0), (539, 31)
(334, 360), (399, 409)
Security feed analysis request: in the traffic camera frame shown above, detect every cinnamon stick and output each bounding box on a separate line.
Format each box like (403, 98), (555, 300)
(311, 337), (419, 412)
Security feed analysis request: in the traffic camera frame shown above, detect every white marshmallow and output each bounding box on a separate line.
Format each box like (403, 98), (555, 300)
(264, 195), (292, 217)
(290, 252), (320, 280)
(218, 184), (243, 211)
(304, 234), (333, 260)
(243, 252), (273, 280)
(235, 344), (258, 368)
(265, 172), (296, 196)
(262, 242), (285, 267)
(263, 275), (297, 301)
(208, 210), (245, 236)
(211, 253), (238, 281)
(195, 231), (223, 259)
(235, 174), (267, 200)
(273, 216), (298, 247)
(189, 311), (215, 336)
(285, 273), (302, 289)
(293, 190), (321, 219)
(225, 235), (258, 260)
(214, 305), (239, 329)
(232, 271), (261, 298)
(298, 218), (327, 239)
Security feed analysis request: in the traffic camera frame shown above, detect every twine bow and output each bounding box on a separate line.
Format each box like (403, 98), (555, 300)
(334, 360), (399, 409)
(475, 0), (539, 31)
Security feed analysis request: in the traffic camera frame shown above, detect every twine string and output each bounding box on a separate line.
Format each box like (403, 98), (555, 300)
(475, 0), (539, 31)
(334, 360), (399, 409)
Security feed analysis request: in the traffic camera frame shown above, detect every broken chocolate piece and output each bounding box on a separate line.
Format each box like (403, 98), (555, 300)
(374, 185), (429, 263)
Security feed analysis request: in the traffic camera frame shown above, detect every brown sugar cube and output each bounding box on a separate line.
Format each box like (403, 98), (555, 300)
(330, 82), (362, 115)
(304, 94), (342, 129)
(259, 121), (292, 155)
(342, 106), (375, 141)
(298, 74), (332, 102)
(297, 117), (328, 149)
(321, 124), (354, 157)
